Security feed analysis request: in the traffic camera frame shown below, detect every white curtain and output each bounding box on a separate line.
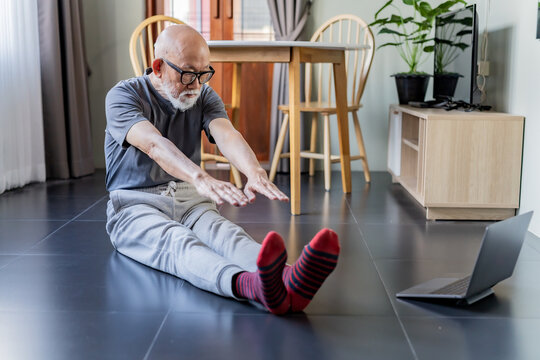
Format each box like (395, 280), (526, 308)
(0, 0), (46, 194)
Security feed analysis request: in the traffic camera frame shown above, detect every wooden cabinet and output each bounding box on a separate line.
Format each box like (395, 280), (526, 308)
(387, 105), (524, 220)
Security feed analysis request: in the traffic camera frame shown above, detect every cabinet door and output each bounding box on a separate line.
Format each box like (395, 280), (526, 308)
(387, 109), (402, 176)
(424, 118), (523, 207)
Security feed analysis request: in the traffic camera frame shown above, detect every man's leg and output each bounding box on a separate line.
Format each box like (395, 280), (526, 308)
(106, 190), (242, 298)
(189, 207), (261, 272)
(186, 206), (289, 314)
(107, 189), (291, 313)
(189, 203), (340, 313)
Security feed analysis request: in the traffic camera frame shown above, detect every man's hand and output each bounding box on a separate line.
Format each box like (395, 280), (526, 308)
(208, 118), (288, 204)
(244, 169), (289, 203)
(193, 173), (249, 207)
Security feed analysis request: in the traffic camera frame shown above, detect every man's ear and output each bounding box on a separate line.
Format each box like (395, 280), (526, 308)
(152, 58), (163, 77)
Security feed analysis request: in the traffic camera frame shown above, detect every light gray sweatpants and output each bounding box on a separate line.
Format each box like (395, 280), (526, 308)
(106, 181), (261, 298)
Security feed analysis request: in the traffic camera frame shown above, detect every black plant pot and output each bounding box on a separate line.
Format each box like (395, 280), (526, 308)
(392, 74), (430, 105)
(433, 73), (462, 99)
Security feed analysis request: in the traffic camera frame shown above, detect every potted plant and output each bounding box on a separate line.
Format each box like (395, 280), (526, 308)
(370, 0), (467, 104)
(433, 8), (473, 98)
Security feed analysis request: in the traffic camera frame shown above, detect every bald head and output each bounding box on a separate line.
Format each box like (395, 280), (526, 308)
(154, 24), (209, 64)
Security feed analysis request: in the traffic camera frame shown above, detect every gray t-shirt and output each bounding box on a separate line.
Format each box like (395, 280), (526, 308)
(104, 71), (229, 191)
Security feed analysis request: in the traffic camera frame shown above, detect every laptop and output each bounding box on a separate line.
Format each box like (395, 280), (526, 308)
(396, 211), (534, 305)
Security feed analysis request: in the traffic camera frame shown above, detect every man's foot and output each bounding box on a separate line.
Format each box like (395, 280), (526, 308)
(282, 228), (340, 312)
(234, 231), (290, 314)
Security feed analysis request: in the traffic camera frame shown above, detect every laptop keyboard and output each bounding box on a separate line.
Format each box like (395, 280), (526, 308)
(430, 276), (471, 295)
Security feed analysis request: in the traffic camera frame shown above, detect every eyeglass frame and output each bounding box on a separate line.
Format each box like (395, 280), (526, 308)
(161, 58), (215, 85)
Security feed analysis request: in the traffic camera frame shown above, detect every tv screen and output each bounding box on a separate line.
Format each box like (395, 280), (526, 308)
(433, 5), (478, 104)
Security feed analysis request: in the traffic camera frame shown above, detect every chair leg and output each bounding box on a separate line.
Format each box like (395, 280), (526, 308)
(269, 112), (289, 182)
(230, 165), (243, 188)
(352, 111), (371, 183)
(309, 113), (318, 176)
(323, 114), (331, 191)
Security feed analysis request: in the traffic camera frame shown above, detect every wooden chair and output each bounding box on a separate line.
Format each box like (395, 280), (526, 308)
(129, 15), (242, 188)
(269, 14), (374, 190)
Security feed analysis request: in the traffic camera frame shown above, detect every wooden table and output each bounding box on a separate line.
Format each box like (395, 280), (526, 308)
(208, 41), (356, 215)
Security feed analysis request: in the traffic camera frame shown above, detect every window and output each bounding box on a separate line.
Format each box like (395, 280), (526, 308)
(232, 0), (274, 40)
(166, 0), (274, 40)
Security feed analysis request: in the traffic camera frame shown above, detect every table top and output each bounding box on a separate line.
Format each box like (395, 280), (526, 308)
(207, 40), (370, 50)
(392, 104), (524, 120)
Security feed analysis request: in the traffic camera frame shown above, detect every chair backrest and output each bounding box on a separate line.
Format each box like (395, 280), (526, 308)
(129, 15), (185, 77)
(306, 14), (375, 107)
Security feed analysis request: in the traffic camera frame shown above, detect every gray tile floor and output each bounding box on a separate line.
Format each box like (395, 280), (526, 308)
(1, 170), (539, 360)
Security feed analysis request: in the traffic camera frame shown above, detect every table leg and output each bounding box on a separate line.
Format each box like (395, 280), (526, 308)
(229, 63), (242, 188)
(289, 48), (302, 215)
(333, 53), (352, 193)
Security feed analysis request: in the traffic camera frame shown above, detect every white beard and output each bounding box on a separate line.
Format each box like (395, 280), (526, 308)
(163, 85), (201, 111)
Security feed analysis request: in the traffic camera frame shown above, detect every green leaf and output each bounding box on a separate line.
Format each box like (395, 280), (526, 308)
(416, 1), (432, 17)
(379, 28), (408, 36)
(402, 0), (415, 5)
(432, 1), (458, 15)
(377, 42), (403, 49)
(374, 0), (394, 19)
(412, 38), (432, 44)
(424, 45), (434, 52)
(369, 18), (389, 27)
(390, 14), (405, 23)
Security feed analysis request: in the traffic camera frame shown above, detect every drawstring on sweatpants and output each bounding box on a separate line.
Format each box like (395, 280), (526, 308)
(160, 181), (177, 197)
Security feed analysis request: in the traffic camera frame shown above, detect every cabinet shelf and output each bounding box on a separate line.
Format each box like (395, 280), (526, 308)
(402, 138), (419, 151)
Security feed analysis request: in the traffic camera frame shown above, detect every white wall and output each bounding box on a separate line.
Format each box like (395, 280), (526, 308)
(82, 0), (144, 168)
(307, 0), (540, 235)
(472, 0), (540, 235)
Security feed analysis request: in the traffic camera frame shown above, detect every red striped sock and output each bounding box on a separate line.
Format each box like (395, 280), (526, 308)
(282, 228), (340, 312)
(234, 231), (290, 315)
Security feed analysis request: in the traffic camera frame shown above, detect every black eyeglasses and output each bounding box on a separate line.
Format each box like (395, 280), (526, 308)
(162, 58), (215, 85)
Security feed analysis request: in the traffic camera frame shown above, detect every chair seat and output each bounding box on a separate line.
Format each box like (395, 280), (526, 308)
(278, 102), (362, 114)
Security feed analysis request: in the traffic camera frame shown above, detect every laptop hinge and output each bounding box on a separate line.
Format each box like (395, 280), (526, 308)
(459, 288), (494, 305)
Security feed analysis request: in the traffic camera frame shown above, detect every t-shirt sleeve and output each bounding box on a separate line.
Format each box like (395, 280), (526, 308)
(105, 82), (149, 148)
(200, 85), (229, 144)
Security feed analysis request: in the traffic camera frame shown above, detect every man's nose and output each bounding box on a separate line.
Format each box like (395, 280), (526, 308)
(187, 79), (201, 89)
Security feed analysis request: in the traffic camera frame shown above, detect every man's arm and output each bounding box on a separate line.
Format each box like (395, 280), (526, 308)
(125, 120), (249, 206)
(209, 118), (289, 203)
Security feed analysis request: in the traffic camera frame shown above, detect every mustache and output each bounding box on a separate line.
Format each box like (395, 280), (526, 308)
(181, 89), (200, 96)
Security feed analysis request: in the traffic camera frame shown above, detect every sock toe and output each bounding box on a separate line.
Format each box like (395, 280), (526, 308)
(257, 231), (286, 268)
(309, 228), (340, 255)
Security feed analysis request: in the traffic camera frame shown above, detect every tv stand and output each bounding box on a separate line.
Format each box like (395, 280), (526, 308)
(387, 105), (524, 220)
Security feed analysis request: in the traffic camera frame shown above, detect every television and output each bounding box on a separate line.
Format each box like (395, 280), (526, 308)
(433, 5), (478, 104)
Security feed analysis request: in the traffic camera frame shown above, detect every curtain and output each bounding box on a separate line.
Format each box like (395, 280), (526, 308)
(146, 0), (165, 18)
(146, 0), (165, 62)
(267, 0), (311, 172)
(37, 0), (94, 179)
(0, 0), (46, 194)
